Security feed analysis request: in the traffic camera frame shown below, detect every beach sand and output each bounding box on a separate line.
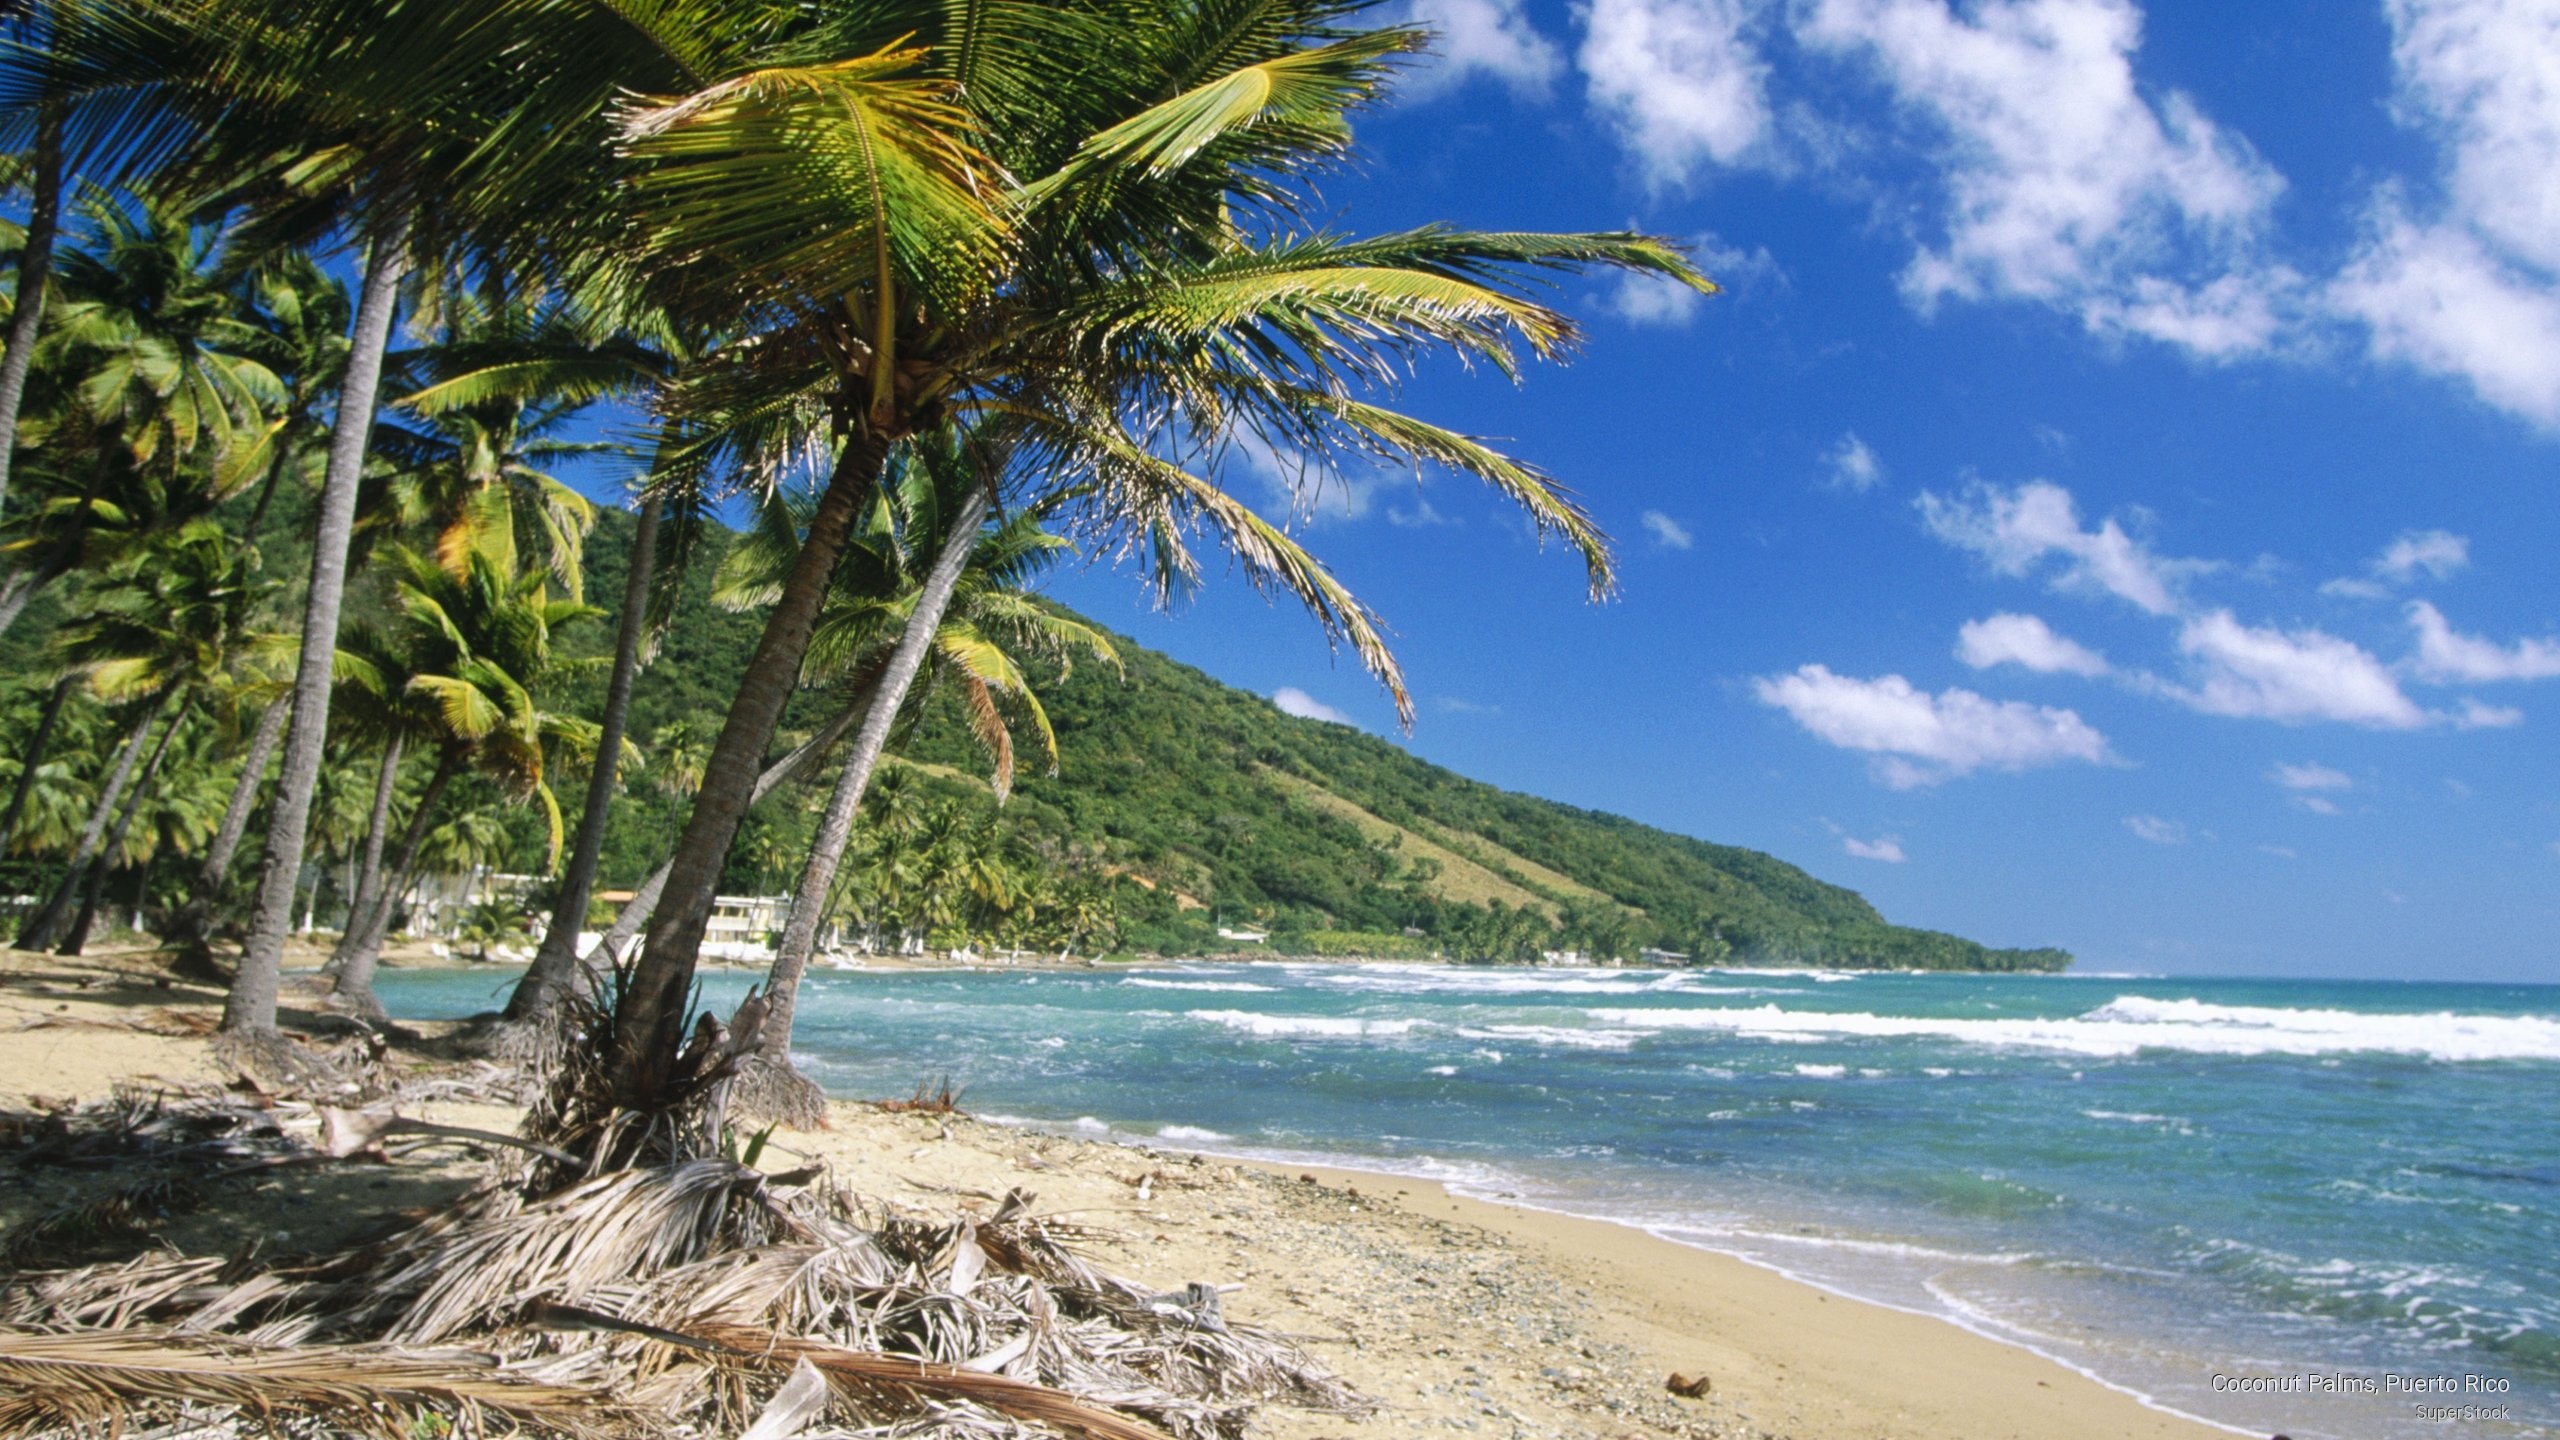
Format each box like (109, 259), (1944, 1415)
(0, 944), (2230, 1440)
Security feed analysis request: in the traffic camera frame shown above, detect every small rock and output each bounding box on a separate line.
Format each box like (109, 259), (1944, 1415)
(1666, 1372), (1712, 1399)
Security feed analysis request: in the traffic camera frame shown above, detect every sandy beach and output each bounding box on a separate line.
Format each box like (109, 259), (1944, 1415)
(0, 944), (2229, 1440)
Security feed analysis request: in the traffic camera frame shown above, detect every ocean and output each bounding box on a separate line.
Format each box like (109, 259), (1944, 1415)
(376, 962), (2560, 1440)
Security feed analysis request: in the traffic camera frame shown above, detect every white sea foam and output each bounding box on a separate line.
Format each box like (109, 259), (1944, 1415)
(1453, 1024), (1653, 1051)
(1582, 998), (2560, 1062)
(1793, 1063), (1848, 1078)
(1122, 978), (1279, 992)
(1156, 1124), (1233, 1143)
(1310, 967), (1741, 997)
(1425, 1065), (1459, 1076)
(1185, 1009), (1429, 1038)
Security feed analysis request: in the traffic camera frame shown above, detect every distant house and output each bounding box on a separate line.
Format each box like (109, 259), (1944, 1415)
(704, 894), (793, 961)
(1215, 926), (1269, 944)
(1640, 947), (1692, 966)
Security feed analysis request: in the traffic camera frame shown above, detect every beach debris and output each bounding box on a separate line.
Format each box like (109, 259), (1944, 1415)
(877, 1075), (970, 1115)
(735, 1356), (830, 1440)
(1665, 1370), (1712, 1398)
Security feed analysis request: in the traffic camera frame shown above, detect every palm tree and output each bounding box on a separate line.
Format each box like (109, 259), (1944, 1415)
(0, 0), (206, 522)
(0, 191), (280, 635)
(594, 1), (1707, 1112)
(732, 431), (1116, 1110)
(325, 545), (599, 1017)
(16, 520), (274, 949)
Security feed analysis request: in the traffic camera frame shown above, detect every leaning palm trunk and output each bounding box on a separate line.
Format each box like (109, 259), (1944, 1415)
(535, 680), (875, 1018)
(225, 210), (411, 1039)
(0, 105), (63, 521)
(330, 751), (459, 1020)
(0, 675), (73, 856)
(508, 492), (660, 1025)
(610, 432), (886, 1111)
(166, 695), (291, 954)
(741, 490), (992, 1124)
(327, 736), (404, 974)
(60, 699), (195, 956)
(17, 695), (166, 951)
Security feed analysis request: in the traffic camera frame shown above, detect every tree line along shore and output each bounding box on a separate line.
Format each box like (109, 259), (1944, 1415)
(2, 3), (2052, 1437)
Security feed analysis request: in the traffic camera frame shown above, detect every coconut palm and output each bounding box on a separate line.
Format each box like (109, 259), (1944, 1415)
(592, 1), (1707, 1114)
(0, 192), (280, 636)
(0, 0), (208, 522)
(326, 544), (600, 1017)
(16, 520), (276, 950)
(727, 431), (1117, 1112)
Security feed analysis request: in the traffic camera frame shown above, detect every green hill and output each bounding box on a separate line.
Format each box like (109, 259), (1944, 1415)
(543, 509), (2067, 971)
(880, 611), (2068, 971)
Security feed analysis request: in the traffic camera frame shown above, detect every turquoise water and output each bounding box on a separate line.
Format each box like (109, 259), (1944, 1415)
(378, 962), (2560, 1439)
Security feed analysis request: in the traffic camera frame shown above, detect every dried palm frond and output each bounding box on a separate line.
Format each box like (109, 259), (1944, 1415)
(688, 1323), (1179, 1440)
(0, 1327), (612, 1437)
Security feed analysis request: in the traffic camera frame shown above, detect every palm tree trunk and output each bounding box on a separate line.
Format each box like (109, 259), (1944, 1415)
(0, 554), (69, 639)
(561, 674), (874, 994)
(167, 695), (291, 951)
(61, 698), (194, 956)
(506, 488), (661, 1023)
(225, 209), (411, 1038)
(0, 675), (73, 856)
(330, 750), (457, 1020)
(609, 428), (886, 1107)
(0, 105), (64, 521)
(18, 694), (166, 951)
(759, 488), (991, 1068)
(328, 736), (404, 972)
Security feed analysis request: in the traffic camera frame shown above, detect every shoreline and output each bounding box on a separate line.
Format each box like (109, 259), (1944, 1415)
(0, 945), (2239, 1440)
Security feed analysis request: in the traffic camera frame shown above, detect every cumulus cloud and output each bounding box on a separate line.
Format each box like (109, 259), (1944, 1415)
(1754, 664), (2113, 787)
(2171, 610), (2430, 728)
(1273, 687), (1356, 726)
(2330, 0), (2560, 427)
(1580, 0), (1774, 186)
(2324, 528), (2471, 597)
(1641, 510), (1696, 549)
(1229, 430), (1395, 524)
(1796, 0), (2292, 357)
(1823, 432), (1885, 492)
(1608, 271), (1710, 326)
(1842, 833), (1909, 862)
(2125, 814), (2187, 845)
(2406, 600), (2560, 682)
(1955, 612), (2110, 677)
(1919, 480), (2207, 615)
(1398, 0), (1566, 98)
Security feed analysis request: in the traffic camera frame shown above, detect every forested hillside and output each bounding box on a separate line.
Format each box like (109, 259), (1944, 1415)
(568, 516), (2069, 972)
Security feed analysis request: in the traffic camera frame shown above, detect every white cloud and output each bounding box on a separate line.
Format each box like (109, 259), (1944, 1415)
(1797, 0), (2291, 357)
(1273, 687), (1356, 726)
(1580, 0), (1773, 187)
(2379, 529), (2472, 582)
(2171, 610), (2430, 729)
(2260, 843), (2298, 858)
(1435, 696), (1501, 715)
(2407, 600), (2560, 682)
(1230, 430), (1391, 524)
(1823, 432), (1885, 492)
(2125, 814), (2187, 845)
(2324, 528), (2471, 597)
(2457, 697), (2524, 728)
(1919, 479), (2206, 615)
(1641, 509), (1696, 549)
(2329, 0), (2560, 426)
(1955, 612), (2110, 677)
(1398, 0), (1566, 98)
(1608, 271), (1709, 327)
(1842, 833), (1908, 862)
(2272, 761), (2351, 815)
(1754, 663), (2114, 786)
(2271, 762), (2352, 792)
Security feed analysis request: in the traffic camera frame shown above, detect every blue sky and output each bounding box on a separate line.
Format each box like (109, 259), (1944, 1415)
(1016, 0), (2560, 983)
